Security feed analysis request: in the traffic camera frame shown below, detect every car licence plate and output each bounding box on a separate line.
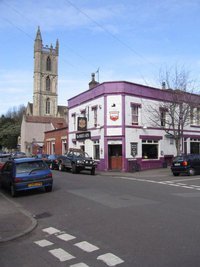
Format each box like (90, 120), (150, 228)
(85, 166), (92, 170)
(174, 163), (180, 166)
(28, 182), (42, 187)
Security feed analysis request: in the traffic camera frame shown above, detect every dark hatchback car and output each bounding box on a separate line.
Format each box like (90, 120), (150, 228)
(0, 157), (53, 197)
(171, 154), (200, 176)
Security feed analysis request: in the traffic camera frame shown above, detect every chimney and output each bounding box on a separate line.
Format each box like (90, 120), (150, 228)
(89, 73), (99, 89)
(162, 82), (166, 89)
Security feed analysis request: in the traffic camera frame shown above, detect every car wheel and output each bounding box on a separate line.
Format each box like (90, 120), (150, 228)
(45, 186), (52, 192)
(173, 173), (179, 176)
(10, 184), (17, 197)
(91, 167), (95, 175)
(188, 168), (195, 176)
(72, 163), (77, 174)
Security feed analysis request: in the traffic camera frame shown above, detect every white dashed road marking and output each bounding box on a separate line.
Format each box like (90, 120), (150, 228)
(117, 175), (200, 192)
(43, 227), (61, 235)
(70, 263), (90, 267)
(74, 241), (99, 252)
(57, 233), (76, 242)
(49, 248), (75, 262)
(97, 253), (124, 266)
(34, 239), (53, 247)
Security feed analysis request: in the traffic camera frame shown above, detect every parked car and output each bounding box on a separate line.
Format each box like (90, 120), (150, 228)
(35, 153), (49, 160)
(0, 157), (53, 197)
(57, 148), (96, 175)
(171, 154), (200, 176)
(0, 153), (11, 170)
(46, 154), (59, 170)
(11, 151), (27, 158)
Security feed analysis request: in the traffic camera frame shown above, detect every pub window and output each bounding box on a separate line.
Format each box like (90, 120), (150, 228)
(71, 113), (76, 131)
(142, 140), (158, 159)
(80, 109), (86, 117)
(190, 138), (200, 154)
(93, 140), (100, 160)
(92, 106), (98, 127)
(130, 103), (141, 125)
(191, 107), (200, 125)
(80, 145), (85, 152)
(46, 56), (51, 71)
(160, 110), (166, 126)
(46, 76), (51, 91)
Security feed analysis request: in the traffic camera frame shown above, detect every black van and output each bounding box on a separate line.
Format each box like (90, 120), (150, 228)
(171, 154), (200, 176)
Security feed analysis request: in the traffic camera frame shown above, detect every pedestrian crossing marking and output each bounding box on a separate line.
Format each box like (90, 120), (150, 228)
(97, 253), (124, 266)
(49, 248), (75, 262)
(34, 239), (53, 247)
(74, 241), (99, 252)
(70, 263), (89, 267)
(43, 227), (61, 235)
(57, 233), (76, 242)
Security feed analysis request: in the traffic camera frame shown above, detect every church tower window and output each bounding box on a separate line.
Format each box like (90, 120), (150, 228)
(46, 56), (51, 71)
(46, 76), (51, 91)
(46, 98), (50, 114)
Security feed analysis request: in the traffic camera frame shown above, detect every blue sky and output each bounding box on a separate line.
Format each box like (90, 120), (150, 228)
(0, 0), (200, 115)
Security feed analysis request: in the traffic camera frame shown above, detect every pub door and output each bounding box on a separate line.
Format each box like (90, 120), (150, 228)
(108, 144), (122, 170)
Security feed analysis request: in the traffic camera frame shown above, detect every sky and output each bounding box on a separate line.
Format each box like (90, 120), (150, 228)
(1, 0), (200, 116)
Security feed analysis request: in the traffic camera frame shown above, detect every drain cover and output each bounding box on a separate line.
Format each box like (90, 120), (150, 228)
(34, 212), (52, 219)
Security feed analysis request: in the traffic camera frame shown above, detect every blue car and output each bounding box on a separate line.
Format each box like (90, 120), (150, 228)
(0, 157), (53, 197)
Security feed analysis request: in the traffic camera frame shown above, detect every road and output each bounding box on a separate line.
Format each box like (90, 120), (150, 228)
(1, 169), (200, 266)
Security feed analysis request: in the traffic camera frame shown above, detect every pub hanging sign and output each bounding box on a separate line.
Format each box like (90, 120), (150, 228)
(77, 117), (87, 131)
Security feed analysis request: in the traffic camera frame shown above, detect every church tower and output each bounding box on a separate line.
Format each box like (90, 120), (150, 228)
(33, 27), (59, 117)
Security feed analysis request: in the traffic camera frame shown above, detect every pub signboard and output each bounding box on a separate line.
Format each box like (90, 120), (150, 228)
(76, 131), (91, 141)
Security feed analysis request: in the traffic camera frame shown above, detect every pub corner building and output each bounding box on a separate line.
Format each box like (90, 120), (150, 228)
(68, 77), (200, 172)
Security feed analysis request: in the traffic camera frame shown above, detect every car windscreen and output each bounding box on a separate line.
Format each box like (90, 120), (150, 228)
(48, 155), (56, 160)
(16, 161), (48, 174)
(173, 156), (185, 162)
(0, 157), (10, 163)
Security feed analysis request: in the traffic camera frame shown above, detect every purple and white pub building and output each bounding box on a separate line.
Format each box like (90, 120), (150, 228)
(68, 80), (200, 172)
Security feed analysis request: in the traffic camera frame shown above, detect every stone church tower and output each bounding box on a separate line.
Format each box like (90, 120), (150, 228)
(33, 27), (59, 117)
(20, 27), (68, 155)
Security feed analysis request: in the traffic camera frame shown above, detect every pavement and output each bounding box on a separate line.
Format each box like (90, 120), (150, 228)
(0, 167), (171, 243)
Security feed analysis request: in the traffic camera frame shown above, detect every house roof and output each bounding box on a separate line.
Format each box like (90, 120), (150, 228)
(25, 115), (67, 129)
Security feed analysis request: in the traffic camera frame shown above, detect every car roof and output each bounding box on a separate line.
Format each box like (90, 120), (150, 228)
(0, 153), (11, 157)
(13, 157), (44, 163)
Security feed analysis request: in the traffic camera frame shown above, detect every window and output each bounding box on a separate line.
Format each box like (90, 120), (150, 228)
(46, 98), (50, 114)
(80, 145), (85, 152)
(92, 106), (98, 127)
(191, 107), (200, 125)
(46, 76), (51, 91)
(160, 110), (166, 127)
(80, 109), (86, 117)
(130, 103), (141, 125)
(142, 140), (158, 159)
(93, 140), (100, 160)
(46, 57), (51, 71)
(190, 138), (200, 154)
(71, 113), (76, 130)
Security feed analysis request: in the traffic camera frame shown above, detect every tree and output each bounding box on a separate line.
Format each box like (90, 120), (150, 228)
(0, 105), (25, 150)
(147, 66), (199, 155)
